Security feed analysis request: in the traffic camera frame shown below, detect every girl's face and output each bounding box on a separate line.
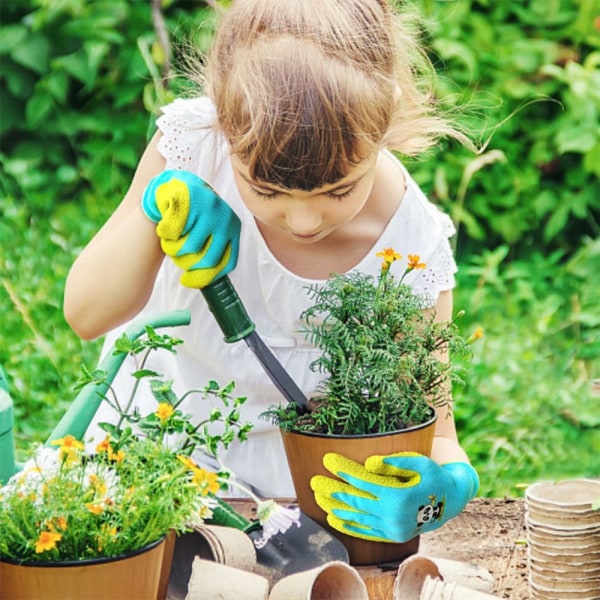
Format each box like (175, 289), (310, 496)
(231, 154), (378, 244)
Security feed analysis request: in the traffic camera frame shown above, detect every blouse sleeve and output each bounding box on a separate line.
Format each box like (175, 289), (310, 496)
(155, 97), (227, 181)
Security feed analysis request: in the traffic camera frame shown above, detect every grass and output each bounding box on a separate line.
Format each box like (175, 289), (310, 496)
(1, 194), (598, 498)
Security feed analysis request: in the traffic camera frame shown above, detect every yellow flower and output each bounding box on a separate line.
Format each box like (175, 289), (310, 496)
(467, 326), (484, 344)
(155, 403), (175, 422)
(192, 468), (221, 495)
(97, 524), (118, 552)
(407, 254), (426, 270)
(108, 448), (125, 463)
(35, 531), (62, 554)
(88, 474), (107, 497)
(376, 247), (402, 268)
(86, 503), (105, 515)
(96, 436), (112, 455)
(49, 516), (67, 531)
(177, 454), (198, 471)
(51, 435), (84, 461)
(51, 435), (84, 451)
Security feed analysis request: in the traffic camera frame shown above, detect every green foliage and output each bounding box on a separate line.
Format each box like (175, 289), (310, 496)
(265, 256), (473, 435)
(0, 0), (216, 211)
(78, 326), (252, 459)
(405, 0), (600, 259)
(453, 239), (600, 497)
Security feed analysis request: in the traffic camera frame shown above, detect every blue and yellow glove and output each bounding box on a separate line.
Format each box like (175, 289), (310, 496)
(311, 452), (479, 543)
(142, 170), (240, 288)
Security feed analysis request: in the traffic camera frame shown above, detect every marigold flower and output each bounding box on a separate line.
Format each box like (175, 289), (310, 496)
(177, 455), (198, 471)
(155, 402), (175, 422)
(96, 436), (111, 454)
(108, 448), (125, 463)
(407, 254), (426, 270)
(86, 503), (105, 515)
(192, 468), (221, 495)
(51, 435), (84, 452)
(467, 326), (484, 344)
(35, 530), (62, 553)
(51, 435), (84, 462)
(88, 474), (108, 497)
(376, 247), (402, 269)
(50, 516), (68, 531)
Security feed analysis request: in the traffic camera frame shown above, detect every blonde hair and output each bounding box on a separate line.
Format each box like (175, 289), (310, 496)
(193, 0), (464, 190)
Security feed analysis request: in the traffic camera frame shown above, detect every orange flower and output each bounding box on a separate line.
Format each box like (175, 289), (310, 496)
(155, 403), (175, 422)
(407, 254), (426, 270)
(35, 530), (62, 553)
(376, 247), (402, 268)
(49, 516), (68, 531)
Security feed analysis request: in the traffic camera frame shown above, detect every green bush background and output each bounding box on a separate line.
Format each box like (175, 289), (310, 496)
(1, 0), (599, 496)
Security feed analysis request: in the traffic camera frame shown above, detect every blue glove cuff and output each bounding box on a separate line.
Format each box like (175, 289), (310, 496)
(442, 462), (480, 502)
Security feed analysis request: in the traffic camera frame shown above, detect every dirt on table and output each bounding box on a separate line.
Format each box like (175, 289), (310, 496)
(419, 497), (529, 599)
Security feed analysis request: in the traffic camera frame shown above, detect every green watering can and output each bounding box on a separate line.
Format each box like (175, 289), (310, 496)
(0, 308), (252, 532)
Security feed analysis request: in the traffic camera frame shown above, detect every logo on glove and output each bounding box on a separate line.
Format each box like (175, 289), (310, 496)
(416, 495), (445, 529)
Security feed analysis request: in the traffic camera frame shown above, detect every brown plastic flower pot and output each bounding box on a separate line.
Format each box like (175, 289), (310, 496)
(0, 536), (166, 600)
(280, 413), (436, 566)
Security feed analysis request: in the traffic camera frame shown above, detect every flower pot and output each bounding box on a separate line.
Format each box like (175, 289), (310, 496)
(0, 536), (166, 600)
(280, 413), (436, 566)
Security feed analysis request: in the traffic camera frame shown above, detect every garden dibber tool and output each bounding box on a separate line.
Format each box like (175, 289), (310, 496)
(200, 275), (309, 411)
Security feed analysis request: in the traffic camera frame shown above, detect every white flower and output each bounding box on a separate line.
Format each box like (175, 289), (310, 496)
(83, 462), (120, 505)
(2, 447), (61, 500)
(253, 500), (301, 549)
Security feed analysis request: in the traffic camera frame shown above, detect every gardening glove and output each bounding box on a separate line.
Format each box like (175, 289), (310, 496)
(311, 452), (479, 543)
(142, 170), (240, 289)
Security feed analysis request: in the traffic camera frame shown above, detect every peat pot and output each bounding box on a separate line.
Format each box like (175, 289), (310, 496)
(280, 412), (437, 566)
(0, 536), (166, 600)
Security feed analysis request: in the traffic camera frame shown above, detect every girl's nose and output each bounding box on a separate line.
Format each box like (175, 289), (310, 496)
(285, 205), (323, 235)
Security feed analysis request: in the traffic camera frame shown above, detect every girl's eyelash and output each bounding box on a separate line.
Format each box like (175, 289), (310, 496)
(327, 188), (354, 200)
(250, 185), (354, 200)
(250, 186), (278, 198)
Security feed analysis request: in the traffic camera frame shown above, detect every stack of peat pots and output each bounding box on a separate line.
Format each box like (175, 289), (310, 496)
(525, 478), (600, 600)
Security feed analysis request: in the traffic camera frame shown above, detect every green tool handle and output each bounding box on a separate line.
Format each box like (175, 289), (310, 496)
(208, 494), (262, 534)
(201, 276), (255, 343)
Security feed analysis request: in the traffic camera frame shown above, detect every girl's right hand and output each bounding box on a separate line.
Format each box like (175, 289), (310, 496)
(142, 170), (241, 288)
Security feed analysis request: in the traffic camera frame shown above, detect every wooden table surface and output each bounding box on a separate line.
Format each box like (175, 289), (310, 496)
(225, 496), (530, 600)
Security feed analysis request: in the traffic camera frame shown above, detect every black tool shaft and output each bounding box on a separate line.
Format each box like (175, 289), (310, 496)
(245, 331), (309, 410)
(202, 277), (309, 410)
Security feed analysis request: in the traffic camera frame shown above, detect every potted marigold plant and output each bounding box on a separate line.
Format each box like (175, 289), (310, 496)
(264, 248), (476, 565)
(0, 322), (299, 600)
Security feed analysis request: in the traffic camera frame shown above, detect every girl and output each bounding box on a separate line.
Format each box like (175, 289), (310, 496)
(64, 0), (478, 542)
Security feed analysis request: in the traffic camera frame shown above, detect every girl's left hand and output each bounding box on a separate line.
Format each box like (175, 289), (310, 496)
(310, 452), (479, 543)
